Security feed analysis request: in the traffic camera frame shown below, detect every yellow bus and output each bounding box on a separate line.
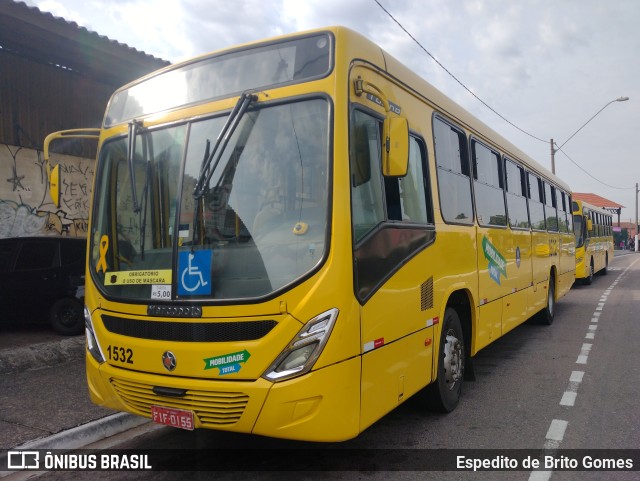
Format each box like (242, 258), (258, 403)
(572, 199), (613, 284)
(44, 27), (575, 441)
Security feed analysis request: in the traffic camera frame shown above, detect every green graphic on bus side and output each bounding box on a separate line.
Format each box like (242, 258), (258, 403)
(482, 236), (507, 285)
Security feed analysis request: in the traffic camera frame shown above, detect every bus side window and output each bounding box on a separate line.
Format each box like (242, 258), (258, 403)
(555, 189), (563, 232)
(504, 158), (529, 229)
(398, 136), (431, 224)
(433, 116), (473, 224)
(544, 182), (558, 231)
(350, 110), (385, 242)
(556, 190), (565, 233)
(472, 140), (506, 226)
(527, 173), (545, 230)
(566, 195), (573, 233)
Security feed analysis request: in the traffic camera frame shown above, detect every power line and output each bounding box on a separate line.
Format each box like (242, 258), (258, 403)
(373, 0), (633, 192)
(555, 147), (635, 190)
(372, 0), (548, 144)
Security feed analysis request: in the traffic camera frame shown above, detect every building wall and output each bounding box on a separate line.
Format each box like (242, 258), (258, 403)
(0, 50), (111, 156)
(0, 3), (168, 240)
(0, 144), (93, 238)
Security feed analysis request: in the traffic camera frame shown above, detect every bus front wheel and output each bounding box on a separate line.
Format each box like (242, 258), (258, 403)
(425, 307), (464, 413)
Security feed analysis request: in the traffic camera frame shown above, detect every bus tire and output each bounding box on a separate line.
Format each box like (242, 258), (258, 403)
(425, 307), (464, 412)
(599, 255), (608, 276)
(539, 274), (556, 325)
(50, 298), (84, 336)
(584, 259), (594, 285)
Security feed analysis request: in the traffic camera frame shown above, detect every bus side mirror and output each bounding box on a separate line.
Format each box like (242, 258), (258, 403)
(382, 116), (409, 177)
(49, 163), (60, 208)
(44, 129), (100, 208)
(586, 219), (593, 231)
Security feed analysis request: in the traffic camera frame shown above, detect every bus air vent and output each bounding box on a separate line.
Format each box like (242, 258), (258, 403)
(420, 277), (434, 311)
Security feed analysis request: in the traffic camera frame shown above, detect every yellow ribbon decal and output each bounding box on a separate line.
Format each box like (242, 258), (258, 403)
(96, 235), (109, 273)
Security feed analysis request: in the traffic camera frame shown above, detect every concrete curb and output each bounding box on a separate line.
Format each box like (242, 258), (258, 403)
(0, 337), (84, 374)
(13, 413), (151, 451)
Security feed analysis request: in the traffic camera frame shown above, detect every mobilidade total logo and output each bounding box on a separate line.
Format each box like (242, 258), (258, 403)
(482, 236), (507, 285)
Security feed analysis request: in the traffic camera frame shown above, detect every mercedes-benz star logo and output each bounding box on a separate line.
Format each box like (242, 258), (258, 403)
(162, 351), (177, 372)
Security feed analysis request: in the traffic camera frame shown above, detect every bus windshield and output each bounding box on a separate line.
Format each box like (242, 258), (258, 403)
(90, 98), (330, 302)
(104, 33), (332, 127)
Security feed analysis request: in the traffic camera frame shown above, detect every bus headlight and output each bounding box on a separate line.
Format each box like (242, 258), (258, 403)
(263, 308), (339, 382)
(85, 306), (105, 363)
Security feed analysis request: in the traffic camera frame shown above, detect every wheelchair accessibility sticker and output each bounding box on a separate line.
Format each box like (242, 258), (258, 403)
(178, 250), (212, 296)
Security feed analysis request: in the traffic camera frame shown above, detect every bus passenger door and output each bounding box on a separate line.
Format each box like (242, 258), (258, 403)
(349, 66), (435, 432)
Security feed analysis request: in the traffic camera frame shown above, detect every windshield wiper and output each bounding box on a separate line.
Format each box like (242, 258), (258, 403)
(193, 91), (256, 199)
(127, 119), (144, 212)
(138, 137), (153, 260)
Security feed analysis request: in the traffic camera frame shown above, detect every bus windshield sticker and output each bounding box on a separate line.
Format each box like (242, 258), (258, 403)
(178, 250), (212, 296)
(104, 270), (172, 286)
(151, 284), (172, 300)
(482, 236), (507, 285)
(96, 235), (109, 273)
(178, 224), (190, 238)
(203, 349), (251, 375)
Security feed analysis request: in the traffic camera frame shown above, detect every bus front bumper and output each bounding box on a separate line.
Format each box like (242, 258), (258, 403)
(86, 354), (361, 442)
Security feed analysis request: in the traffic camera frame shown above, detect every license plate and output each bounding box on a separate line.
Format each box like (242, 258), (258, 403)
(151, 405), (195, 430)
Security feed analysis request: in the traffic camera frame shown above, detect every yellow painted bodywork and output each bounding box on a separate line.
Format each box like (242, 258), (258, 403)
(80, 26), (576, 442)
(573, 201), (614, 280)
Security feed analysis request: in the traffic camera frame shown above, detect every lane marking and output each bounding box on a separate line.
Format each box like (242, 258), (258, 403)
(528, 471), (552, 481)
(530, 257), (639, 481)
(560, 392), (577, 406)
(544, 419), (568, 449)
(560, 371), (585, 407)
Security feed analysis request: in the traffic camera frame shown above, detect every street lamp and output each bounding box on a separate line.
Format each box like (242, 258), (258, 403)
(550, 96), (629, 174)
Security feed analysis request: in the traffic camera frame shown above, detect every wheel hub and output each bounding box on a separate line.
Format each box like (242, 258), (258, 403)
(443, 329), (463, 389)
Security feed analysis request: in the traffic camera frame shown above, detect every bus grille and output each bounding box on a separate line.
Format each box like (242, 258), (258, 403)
(110, 377), (249, 427)
(102, 315), (277, 342)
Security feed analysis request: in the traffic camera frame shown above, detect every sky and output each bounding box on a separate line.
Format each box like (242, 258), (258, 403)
(27, 0), (640, 224)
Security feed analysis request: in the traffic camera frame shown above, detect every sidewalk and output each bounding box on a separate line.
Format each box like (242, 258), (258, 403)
(0, 323), (147, 451)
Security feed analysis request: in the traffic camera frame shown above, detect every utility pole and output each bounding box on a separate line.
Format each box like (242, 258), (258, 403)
(550, 138), (555, 174)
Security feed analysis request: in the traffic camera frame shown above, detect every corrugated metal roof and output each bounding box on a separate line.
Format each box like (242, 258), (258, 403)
(0, 0), (169, 86)
(573, 192), (625, 210)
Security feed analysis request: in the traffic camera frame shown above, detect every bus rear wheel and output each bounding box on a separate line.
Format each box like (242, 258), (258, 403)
(538, 274), (556, 325)
(584, 259), (594, 285)
(424, 307), (464, 412)
(599, 255), (609, 276)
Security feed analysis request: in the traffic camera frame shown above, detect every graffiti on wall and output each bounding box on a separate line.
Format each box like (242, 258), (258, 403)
(0, 144), (93, 238)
